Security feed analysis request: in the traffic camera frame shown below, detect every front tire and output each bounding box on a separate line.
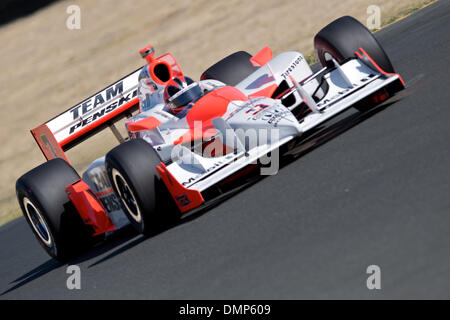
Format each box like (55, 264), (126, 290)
(314, 16), (395, 73)
(16, 158), (91, 260)
(105, 139), (178, 235)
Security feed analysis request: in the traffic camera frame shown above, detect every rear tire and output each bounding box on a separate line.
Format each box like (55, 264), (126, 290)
(16, 158), (91, 261)
(314, 16), (395, 73)
(105, 139), (179, 235)
(200, 51), (258, 86)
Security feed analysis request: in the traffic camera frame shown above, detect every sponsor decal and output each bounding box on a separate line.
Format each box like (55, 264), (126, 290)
(70, 82), (124, 120)
(281, 55), (304, 79)
(40, 134), (59, 158)
(245, 104), (270, 116)
(88, 170), (110, 192)
(225, 98), (266, 120)
(261, 108), (292, 127)
(248, 104), (292, 127)
(181, 160), (225, 186)
(180, 155), (234, 186)
(176, 194), (191, 207)
(69, 88), (138, 134)
(98, 193), (121, 212)
(88, 169), (122, 213)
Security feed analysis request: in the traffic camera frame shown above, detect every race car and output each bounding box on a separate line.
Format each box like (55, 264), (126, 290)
(16, 16), (405, 260)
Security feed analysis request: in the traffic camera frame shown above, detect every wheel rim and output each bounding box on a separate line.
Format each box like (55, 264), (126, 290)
(23, 197), (53, 247)
(111, 168), (142, 224)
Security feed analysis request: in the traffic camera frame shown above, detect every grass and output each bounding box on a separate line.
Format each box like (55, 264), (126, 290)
(306, 53), (319, 66)
(381, 0), (436, 28)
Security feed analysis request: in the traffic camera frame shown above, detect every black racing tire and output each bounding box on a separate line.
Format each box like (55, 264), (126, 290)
(314, 16), (395, 73)
(200, 51), (258, 86)
(16, 158), (91, 261)
(105, 139), (179, 235)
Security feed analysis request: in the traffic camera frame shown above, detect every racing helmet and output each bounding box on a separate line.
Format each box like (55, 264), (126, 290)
(164, 76), (202, 114)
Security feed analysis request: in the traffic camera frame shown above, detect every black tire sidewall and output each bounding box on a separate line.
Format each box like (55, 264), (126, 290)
(105, 139), (176, 235)
(15, 158), (89, 260)
(314, 16), (395, 73)
(106, 155), (154, 234)
(200, 51), (258, 86)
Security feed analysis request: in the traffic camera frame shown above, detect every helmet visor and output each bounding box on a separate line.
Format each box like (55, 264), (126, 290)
(169, 82), (203, 108)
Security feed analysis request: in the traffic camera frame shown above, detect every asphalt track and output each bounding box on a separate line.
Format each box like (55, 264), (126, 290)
(1, 1), (449, 299)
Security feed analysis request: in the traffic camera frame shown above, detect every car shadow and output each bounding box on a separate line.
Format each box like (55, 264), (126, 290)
(1, 225), (139, 296)
(2, 98), (400, 295)
(283, 99), (399, 161)
(1, 259), (63, 296)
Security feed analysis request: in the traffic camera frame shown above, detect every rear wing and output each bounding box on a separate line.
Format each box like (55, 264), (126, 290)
(31, 46), (184, 162)
(32, 67), (141, 161)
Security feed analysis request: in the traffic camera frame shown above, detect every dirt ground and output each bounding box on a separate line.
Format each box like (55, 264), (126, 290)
(0, 0), (434, 225)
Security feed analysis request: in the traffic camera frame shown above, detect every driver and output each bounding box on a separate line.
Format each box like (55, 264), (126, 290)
(163, 76), (203, 118)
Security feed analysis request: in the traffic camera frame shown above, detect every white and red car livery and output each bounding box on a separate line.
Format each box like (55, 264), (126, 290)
(16, 16), (405, 260)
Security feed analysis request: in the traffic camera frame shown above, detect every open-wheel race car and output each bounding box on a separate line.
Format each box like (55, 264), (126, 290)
(16, 16), (405, 260)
